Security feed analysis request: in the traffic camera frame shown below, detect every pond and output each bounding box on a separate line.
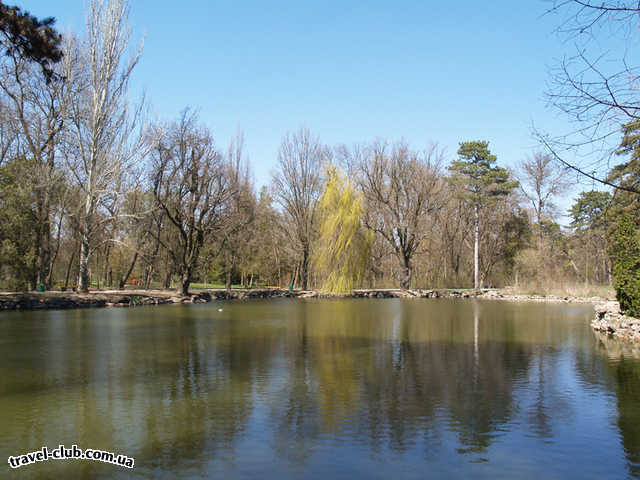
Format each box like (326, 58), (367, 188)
(0, 298), (638, 479)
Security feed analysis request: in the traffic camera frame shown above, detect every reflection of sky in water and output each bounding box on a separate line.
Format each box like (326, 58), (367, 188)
(0, 299), (638, 479)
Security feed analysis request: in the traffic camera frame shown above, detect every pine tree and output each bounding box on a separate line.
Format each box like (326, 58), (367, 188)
(448, 141), (518, 289)
(611, 215), (640, 317)
(0, 2), (62, 81)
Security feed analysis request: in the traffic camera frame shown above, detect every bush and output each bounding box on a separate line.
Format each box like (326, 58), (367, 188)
(611, 215), (640, 317)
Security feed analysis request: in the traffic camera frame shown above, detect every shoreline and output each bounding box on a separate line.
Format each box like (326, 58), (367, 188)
(592, 301), (640, 343)
(3, 286), (637, 343)
(0, 287), (611, 311)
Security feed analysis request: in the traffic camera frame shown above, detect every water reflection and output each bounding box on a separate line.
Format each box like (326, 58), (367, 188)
(0, 299), (638, 478)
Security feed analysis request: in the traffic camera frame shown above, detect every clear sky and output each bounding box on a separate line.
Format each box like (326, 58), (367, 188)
(22, 0), (594, 205)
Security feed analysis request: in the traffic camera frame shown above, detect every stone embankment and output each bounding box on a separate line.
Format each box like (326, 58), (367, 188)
(299, 289), (480, 299)
(592, 301), (640, 343)
(0, 287), (612, 311)
(593, 330), (640, 357)
(0, 288), (306, 311)
(0, 291), (207, 310)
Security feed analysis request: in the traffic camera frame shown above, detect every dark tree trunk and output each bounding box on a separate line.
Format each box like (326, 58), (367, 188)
(162, 253), (172, 289)
(35, 192), (52, 289)
(291, 262), (299, 290)
(118, 252), (138, 289)
(301, 244), (310, 290)
(225, 267), (232, 293)
(103, 244), (112, 287)
(180, 268), (191, 296)
(400, 255), (412, 290)
(144, 264), (153, 289)
(64, 244), (77, 289)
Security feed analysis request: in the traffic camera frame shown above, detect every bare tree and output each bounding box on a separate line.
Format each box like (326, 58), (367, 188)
(68, 0), (146, 292)
(438, 190), (473, 285)
(0, 34), (76, 288)
(218, 132), (256, 291)
(356, 140), (444, 290)
(151, 109), (233, 296)
(543, 0), (640, 192)
(517, 152), (570, 227)
(271, 127), (327, 290)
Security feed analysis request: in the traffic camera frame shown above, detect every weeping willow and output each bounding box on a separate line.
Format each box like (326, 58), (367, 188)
(315, 167), (372, 293)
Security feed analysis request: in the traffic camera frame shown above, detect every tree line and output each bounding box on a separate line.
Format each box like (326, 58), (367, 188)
(0, 0), (637, 311)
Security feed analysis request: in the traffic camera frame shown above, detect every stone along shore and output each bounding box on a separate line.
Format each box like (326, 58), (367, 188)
(0, 287), (609, 310)
(4, 287), (638, 344)
(592, 301), (640, 343)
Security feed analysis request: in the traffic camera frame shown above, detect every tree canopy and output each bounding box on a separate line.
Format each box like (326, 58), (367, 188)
(0, 1), (62, 81)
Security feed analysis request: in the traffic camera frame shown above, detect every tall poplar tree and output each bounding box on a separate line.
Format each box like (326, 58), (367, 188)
(448, 141), (518, 289)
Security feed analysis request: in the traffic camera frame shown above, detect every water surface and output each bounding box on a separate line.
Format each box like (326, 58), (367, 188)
(1, 298), (638, 479)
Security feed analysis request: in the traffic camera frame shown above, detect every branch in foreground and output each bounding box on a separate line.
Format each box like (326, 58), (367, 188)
(536, 132), (640, 195)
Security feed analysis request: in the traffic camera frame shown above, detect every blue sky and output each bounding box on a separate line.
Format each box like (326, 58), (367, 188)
(23, 0), (594, 204)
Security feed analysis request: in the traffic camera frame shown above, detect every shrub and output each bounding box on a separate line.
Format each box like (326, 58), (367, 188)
(611, 215), (640, 317)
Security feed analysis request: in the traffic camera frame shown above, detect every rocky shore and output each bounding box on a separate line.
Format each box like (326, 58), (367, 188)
(591, 301), (640, 343)
(0, 286), (611, 311)
(0, 288), (306, 311)
(593, 329), (640, 357)
(0, 290), (203, 310)
(4, 286), (639, 347)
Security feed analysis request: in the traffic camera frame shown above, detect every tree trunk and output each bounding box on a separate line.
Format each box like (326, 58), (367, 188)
(291, 262), (299, 290)
(47, 211), (65, 288)
(180, 268), (191, 296)
(301, 243), (310, 290)
(78, 235), (91, 293)
(144, 264), (153, 289)
(103, 244), (112, 287)
(473, 204), (479, 290)
(225, 267), (232, 293)
(119, 252), (138, 289)
(163, 252), (172, 289)
(35, 191), (52, 289)
(400, 255), (411, 290)
(64, 244), (77, 289)
(77, 188), (94, 293)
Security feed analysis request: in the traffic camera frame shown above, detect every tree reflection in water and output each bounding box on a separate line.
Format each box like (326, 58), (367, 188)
(0, 299), (638, 479)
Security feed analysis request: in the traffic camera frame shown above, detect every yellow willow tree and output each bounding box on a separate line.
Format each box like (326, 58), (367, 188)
(315, 167), (372, 293)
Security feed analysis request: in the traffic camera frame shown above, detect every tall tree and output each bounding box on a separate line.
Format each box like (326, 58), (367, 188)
(569, 190), (612, 284)
(0, 156), (38, 289)
(151, 109), (233, 296)
(516, 151), (570, 285)
(0, 35), (75, 288)
(217, 132), (255, 292)
(69, 0), (146, 292)
(448, 141), (518, 289)
(357, 141), (443, 290)
(517, 152), (570, 228)
(271, 127), (326, 290)
(610, 215), (640, 317)
(610, 120), (640, 220)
